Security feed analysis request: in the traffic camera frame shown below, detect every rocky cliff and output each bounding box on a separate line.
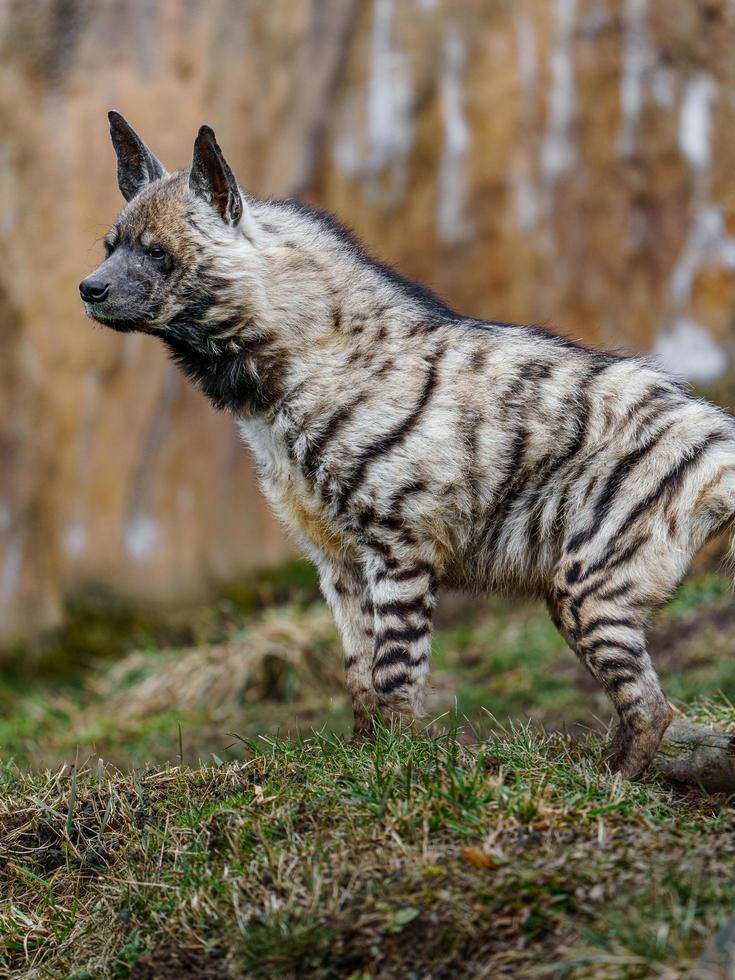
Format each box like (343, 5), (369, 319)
(1, 0), (734, 640)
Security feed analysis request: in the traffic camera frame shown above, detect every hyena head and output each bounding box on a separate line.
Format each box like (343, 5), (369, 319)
(81, 112), (444, 412)
(80, 111), (251, 342)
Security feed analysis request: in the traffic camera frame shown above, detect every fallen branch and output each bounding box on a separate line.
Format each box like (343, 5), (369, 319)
(650, 718), (735, 795)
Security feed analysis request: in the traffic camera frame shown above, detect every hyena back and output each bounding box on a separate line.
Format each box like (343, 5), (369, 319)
(81, 113), (735, 778)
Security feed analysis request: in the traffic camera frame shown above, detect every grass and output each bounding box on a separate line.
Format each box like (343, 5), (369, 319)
(1, 567), (735, 976)
(2, 721), (735, 978)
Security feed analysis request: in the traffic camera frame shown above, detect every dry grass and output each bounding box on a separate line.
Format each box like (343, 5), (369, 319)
(95, 606), (342, 719)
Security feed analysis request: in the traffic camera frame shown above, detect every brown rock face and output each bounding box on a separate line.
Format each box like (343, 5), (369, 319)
(1, 0), (734, 640)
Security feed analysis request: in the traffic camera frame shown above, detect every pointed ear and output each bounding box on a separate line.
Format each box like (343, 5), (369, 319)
(108, 110), (166, 202)
(189, 125), (243, 226)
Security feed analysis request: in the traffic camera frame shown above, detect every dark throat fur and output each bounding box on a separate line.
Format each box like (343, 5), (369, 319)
(163, 328), (280, 414)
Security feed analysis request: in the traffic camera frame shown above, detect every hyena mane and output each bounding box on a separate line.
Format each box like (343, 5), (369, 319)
(81, 112), (735, 779)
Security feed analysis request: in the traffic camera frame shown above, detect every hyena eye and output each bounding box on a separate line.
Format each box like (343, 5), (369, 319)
(103, 239), (116, 257)
(146, 244), (166, 260)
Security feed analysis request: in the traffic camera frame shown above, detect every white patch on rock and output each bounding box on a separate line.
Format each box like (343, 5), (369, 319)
(678, 74), (716, 172)
(541, 0), (578, 181)
(332, 0), (413, 198)
(578, 0), (611, 38)
(367, 0), (413, 173)
(660, 191), (733, 382)
(669, 204), (735, 307)
(332, 116), (360, 177)
(616, 0), (651, 158)
(651, 317), (728, 383)
(516, 14), (537, 93)
(124, 514), (159, 561)
(63, 520), (87, 558)
(513, 165), (539, 232)
(436, 32), (472, 244)
(513, 13), (540, 231)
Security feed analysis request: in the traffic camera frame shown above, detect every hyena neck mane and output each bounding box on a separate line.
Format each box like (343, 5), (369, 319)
(163, 198), (463, 416)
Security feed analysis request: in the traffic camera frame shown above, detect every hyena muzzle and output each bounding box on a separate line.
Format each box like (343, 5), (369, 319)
(81, 112), (735, 779)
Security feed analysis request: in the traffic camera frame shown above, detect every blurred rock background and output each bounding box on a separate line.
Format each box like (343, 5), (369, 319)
(2, 0), (735, 643)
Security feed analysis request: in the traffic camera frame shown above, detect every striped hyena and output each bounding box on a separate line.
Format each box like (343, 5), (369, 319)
(81, 112), (735, 778)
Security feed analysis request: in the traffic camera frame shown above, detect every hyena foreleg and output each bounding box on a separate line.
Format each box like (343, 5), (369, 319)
(365, 546), (437, 726)
(318, 560), (378, 734)
(549, 569), (673, 779)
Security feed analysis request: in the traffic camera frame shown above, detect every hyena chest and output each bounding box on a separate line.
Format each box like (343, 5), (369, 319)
(278, 478), (347, 559)
(238, 416), (349, 561)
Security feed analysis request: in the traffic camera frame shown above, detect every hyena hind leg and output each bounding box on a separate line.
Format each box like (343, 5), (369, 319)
(547, 581), (673, 779)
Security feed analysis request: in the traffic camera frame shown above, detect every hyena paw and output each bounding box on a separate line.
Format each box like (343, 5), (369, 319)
(350, 691), (418, 740)
(351, 704), (379, 740)
(604, 741), (653, 780)
(603, 702), (674, 779)
(350, 708), (415, 741)
(352, 698), (381, 741)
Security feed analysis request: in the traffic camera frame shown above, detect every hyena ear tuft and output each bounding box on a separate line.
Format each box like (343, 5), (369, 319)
(108, 110), (166, 202)
(189, 125), (243, 226)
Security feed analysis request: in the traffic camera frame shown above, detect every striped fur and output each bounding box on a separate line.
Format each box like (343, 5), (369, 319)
(84, 117), (735, 778)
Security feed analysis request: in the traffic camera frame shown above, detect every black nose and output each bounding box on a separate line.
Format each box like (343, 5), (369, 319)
(79, 279), (110, 303)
